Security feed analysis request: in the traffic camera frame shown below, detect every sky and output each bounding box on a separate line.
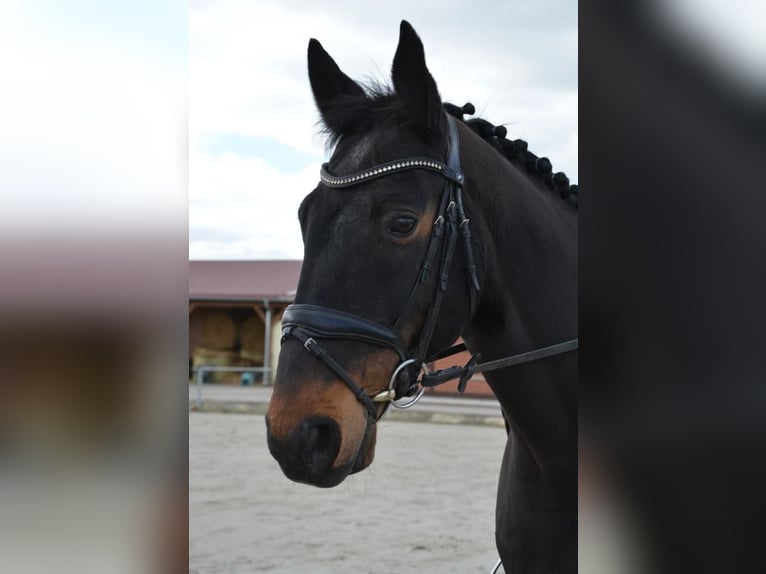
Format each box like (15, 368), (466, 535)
(189, 0), (579, 260)
(0, 0), (187, 233)
(3, 2), (762, 260)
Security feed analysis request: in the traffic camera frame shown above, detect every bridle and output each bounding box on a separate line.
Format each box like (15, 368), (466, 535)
(281, 115), (578, 422)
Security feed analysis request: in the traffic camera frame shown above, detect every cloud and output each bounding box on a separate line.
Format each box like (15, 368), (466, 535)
(0, 1), (186, 231)
(200, 134), (316, 173)
(189, 149), (314, 260)
(190, 0), (578, 260)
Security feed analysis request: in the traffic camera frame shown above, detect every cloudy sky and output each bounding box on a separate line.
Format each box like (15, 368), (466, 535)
(1, 1), (186, 235)
(3, 2), (763, 260)
(189, 0), (579, 260)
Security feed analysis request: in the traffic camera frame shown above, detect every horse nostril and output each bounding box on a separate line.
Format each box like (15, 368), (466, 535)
(299, 417), (340, 470)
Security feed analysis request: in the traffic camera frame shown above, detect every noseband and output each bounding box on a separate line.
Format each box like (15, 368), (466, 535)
(281, 115), (577, 421)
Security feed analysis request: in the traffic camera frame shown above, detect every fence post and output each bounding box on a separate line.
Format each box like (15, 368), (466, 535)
(196, 366), (205, 408)
(263, 300), (272, 385)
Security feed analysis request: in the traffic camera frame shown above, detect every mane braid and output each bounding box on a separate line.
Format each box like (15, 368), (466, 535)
(444, 102), (578, 209)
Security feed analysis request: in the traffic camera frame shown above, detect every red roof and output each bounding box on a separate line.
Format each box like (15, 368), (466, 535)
(189, 260), (302, 301)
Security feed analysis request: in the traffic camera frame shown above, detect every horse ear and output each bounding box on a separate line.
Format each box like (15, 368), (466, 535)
(391, 21), (444, 136)
(308, 38), (366, 133)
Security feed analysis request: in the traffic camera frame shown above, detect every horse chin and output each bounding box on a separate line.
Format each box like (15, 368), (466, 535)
(350, 420), (377, 474)
(289, 462), (354, 489)
(350, 446), (371, 474)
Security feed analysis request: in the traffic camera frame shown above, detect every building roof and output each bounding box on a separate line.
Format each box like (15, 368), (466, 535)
(189, 260), (302, 301)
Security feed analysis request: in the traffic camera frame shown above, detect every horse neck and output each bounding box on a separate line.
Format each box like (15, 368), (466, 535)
(459, 125), (578, 471)
(459, 125), (578, 351)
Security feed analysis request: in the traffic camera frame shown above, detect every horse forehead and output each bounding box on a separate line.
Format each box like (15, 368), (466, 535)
(333, 133), (377, 173)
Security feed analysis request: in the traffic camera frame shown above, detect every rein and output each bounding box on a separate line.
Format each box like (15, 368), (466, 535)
(281, 115), (578, 420)
(420, 338), (579, 393)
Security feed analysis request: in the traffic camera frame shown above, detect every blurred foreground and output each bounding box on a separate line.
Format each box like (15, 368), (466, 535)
(581, 0), (766, 572)
(0, 235), (188, 574)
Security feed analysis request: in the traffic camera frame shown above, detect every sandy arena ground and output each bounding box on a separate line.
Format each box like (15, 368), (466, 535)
(190, 412), (508, 573)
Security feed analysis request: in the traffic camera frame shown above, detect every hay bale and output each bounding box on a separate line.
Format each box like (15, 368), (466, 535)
(239, 315), (265, 363)
(202, 312), (237, 350)
(191, 347), (237, 383)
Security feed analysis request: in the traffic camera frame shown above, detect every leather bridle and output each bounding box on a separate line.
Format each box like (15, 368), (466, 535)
(281, 115), (578, 421)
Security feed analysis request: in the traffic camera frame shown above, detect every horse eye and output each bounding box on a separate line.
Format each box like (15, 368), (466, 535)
(388, 215), (418, 235)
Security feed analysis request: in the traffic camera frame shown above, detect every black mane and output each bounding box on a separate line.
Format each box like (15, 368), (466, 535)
(444, 102), (578, 209)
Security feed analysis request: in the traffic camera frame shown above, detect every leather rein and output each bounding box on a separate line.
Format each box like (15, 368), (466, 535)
(281, 115), (578, 421)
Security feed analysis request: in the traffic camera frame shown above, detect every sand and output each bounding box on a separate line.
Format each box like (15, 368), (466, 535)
(190, 412), (508, 573)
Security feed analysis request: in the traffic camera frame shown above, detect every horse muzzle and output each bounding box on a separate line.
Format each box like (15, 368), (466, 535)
(266, 414), (352, 488)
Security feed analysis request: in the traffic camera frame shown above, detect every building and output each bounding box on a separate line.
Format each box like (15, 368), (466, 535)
(188, 260), (491, 397)
(189, 260), (301, 384)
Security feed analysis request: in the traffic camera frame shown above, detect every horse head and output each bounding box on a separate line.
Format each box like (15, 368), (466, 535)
(265, 21), (486, 487)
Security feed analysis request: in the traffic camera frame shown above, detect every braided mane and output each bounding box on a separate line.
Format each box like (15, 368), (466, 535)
(444, 102), (578, 210)
(317, 81), (577, 210)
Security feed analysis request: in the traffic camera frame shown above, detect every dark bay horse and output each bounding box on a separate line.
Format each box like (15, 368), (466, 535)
(266, 21), (577, 573)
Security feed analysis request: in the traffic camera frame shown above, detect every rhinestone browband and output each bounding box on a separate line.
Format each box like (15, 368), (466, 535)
(320, 157), (464, 188)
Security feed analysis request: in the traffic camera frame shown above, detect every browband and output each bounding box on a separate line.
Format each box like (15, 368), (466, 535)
(320, 157), (464, 188)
